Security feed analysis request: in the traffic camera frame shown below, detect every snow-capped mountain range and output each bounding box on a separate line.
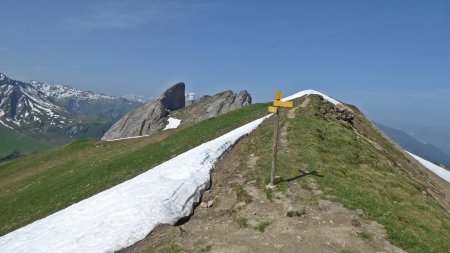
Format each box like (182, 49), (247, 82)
(0, 72), (145, 141)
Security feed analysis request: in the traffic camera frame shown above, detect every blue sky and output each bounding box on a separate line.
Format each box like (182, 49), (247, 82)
(1, 0), (449, 127)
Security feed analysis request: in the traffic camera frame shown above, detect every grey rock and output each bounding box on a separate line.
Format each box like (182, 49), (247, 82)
(102, 82), (185, 140)
(335, 104), (355, 124)
(318, 99), (354, 125)
(173, 90), (252, 126)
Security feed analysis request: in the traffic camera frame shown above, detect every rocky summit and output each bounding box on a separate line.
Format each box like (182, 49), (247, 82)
(102, 85), (252, 141)
(101, 82), (186, 140)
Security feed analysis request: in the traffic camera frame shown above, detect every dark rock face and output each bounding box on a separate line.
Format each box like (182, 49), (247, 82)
(101, 82), (185, 140)
(159, 82), (185, 111)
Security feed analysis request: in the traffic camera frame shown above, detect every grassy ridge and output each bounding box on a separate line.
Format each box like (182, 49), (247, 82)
(283, 96), (450, 252)
(0, 125), (53, 157)
(0, 103), (269, 235)
(222, 96), (450, 252)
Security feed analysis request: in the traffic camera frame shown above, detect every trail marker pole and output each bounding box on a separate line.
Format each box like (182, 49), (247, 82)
(267, 91), (293, 189)
(269, 107), (279, 188)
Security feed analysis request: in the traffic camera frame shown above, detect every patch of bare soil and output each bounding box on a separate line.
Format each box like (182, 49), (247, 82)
(286, 97), (309, 119)
(121, 134), (405, 253)
(279, 123), (289, 150)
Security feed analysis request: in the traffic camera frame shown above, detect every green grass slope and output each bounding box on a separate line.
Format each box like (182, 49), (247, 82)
(285, 97), (450, 252)
(1, 96), (449, 253)
(0, 125), (53, 157)
(230, 95), (449, 253)
(0, 103), (268, 235)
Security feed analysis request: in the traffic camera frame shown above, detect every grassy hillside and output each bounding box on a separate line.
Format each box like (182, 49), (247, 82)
(0, 114), (115, 160)
(234, 96), (450, 253)
(139, 95), (449, 253)
(0, 103), (268, 235)
(285, 97), (450, 252)
(1, 96), (449, 253)
(0, 125), (53, 157)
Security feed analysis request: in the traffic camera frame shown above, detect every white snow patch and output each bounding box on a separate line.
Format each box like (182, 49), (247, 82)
(0, 110), (13, 129)
(28, 100), (42, 114)
(185, 92), (198, 102)
(0, 119), (13, 130)
(12, 120), (21, 126)
(164, 117), (181, 130)
(0, 114), (271, 253)
(32, 102), (56, 117)
(106, 134), (151, 142)
(29, 80), (117, 101)
(122, 94), (149, 103)
(281, 89), (341, 105)
(406, 151), (450, 183)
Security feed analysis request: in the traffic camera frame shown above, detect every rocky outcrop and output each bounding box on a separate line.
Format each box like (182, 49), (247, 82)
(317, 96), (355, 124)
(172, 90), (252, 126)
(159, 83), (185, 111)
(201, 90), (251, 117)
(102, 85), (252, 140)
(101, 83), (185, 140)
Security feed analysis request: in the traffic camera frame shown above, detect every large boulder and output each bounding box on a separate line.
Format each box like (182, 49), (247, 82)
(159, 83), (185, 111)
(171, 90), (252, 126)
(101, 83), (185, 140)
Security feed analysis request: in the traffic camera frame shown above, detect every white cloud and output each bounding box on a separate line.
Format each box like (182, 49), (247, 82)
(65, 0), (219, 31)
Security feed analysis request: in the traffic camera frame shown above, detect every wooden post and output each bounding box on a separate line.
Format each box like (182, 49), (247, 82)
(269, 109), (280, 188)
(267, 90), (292, 189)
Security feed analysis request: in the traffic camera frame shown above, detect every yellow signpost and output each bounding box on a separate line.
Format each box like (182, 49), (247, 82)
(275, 90), (283, 100)
(267, 91), (294, 188)
(267, 91), (293, 113)
(273, 100), (293, 108)
(268, 106), (278, 113)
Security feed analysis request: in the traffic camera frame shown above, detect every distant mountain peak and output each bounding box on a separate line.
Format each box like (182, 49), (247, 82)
(0, 72), (144, 141)
(122, 94), (150, 103)
(29, 80), (42, 85)
(185, 92), (199, 106)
